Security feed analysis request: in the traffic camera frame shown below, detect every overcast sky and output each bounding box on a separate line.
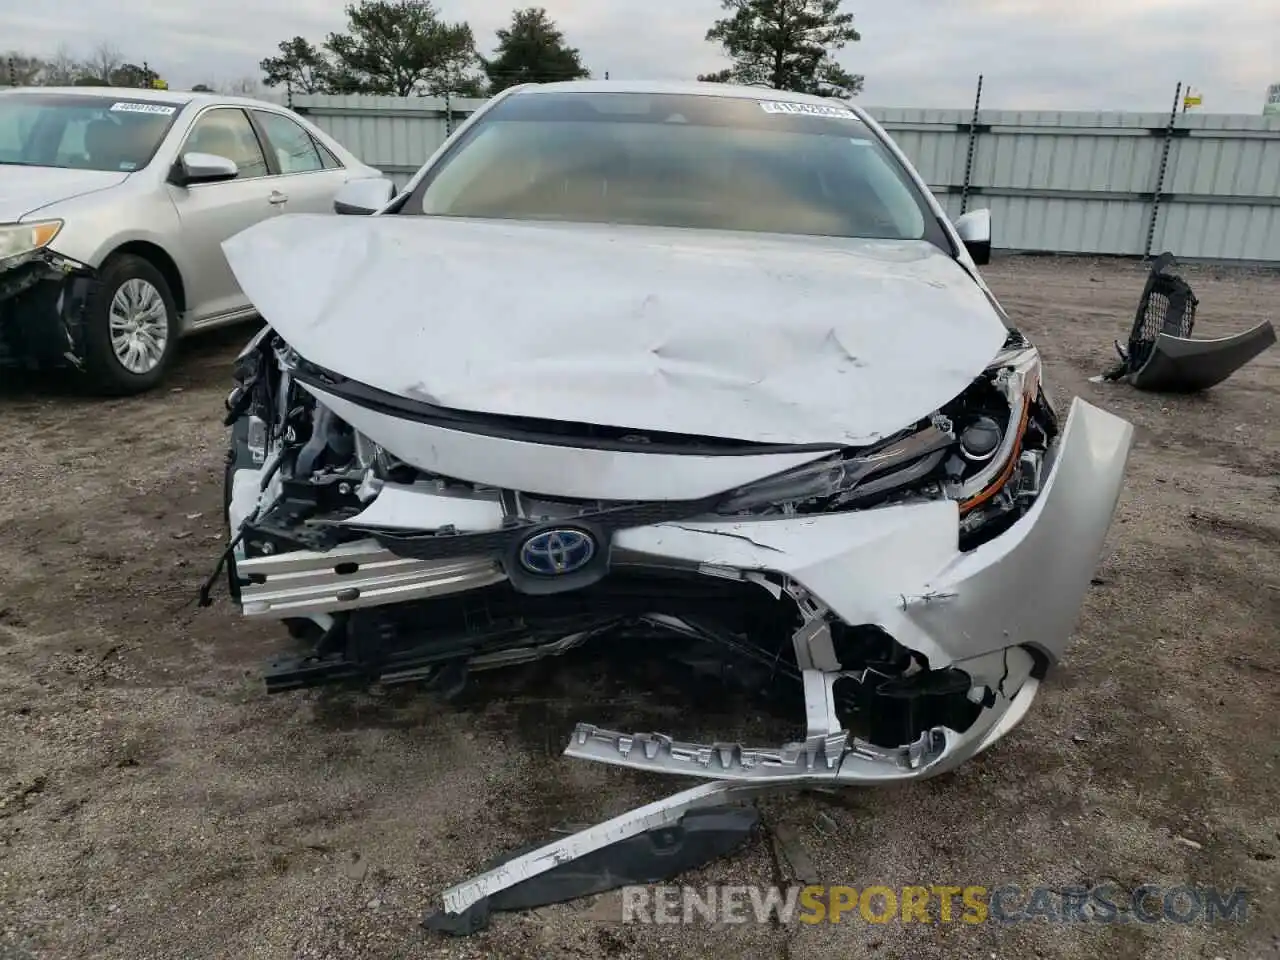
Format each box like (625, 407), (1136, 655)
(6, 0), (1277, 113)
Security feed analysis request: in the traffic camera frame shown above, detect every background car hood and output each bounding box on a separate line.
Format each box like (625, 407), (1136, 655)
(223, 215), (1010, 446)
(0, 167), (130, 222)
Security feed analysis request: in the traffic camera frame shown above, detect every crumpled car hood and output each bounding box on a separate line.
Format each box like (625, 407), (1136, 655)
(223, 214), (1010, 446)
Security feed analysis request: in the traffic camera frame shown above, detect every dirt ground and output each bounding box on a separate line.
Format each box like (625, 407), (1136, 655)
(0, 255), (1277, 960)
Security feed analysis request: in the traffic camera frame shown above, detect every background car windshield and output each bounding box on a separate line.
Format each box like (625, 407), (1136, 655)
(414, 92), (932, 241)
(0, 94), (182, 172)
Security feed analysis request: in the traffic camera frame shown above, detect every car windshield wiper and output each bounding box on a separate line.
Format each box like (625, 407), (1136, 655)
(0, 160), (76, 169)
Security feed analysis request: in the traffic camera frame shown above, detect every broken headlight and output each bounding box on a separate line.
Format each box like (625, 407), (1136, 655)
(718, 345), (1050, 529)
(717, 422), (955, 515)
(944, 345), (1040, 502)
(942, 345), (1051, 541)
(0, 219), (62, 268)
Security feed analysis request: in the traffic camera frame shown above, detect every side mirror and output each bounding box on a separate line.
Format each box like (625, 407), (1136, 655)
(334, 177), (397, 216)
(953, 209), (992, 266)
(171, 152), (238, 187)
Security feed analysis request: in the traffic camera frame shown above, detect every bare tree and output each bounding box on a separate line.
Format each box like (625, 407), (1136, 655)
(226, 76), (261, 96)
(41, 44), (85, 85)
(85, 42), (124, 85)
(2, 51), (45, 85)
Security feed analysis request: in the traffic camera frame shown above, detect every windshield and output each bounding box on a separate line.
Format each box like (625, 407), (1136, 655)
(0, 93), (183, 172)
(405, 92), (941, 244)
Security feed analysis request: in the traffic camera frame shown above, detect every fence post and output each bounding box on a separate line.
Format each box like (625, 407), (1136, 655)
(444, 88), (454, 137)
(959, 74), (984, 215)
(8, 58), (16, 87)
(1144, 81), (1182, 260)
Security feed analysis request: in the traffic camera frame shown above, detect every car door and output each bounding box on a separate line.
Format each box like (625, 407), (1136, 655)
(249, 110), (351, 214)
(164, 106), (278, 324)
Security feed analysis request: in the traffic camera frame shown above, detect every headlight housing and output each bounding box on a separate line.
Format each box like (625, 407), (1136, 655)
(0, 219), (63, 267)
(717, 345), (1051, 528)
(944, 344), (1041, 514)
(717, 421), (955, 515)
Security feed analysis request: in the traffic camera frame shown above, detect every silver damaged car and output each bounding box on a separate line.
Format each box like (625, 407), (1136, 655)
(213, 81), (1134, 797)
(0, 86), (380, 393)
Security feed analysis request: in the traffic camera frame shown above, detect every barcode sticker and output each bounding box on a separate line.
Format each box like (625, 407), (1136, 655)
(111, 102), (177, 116)
(760, 101), (855, 119)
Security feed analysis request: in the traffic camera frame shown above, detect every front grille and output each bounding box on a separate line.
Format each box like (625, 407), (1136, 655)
(1127, 265), (1198, 371)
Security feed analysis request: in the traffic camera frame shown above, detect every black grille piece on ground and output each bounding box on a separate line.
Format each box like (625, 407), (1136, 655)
(1100, 252), (1200, 382)
(1125, 252), (1198, 373)
(1099, 250), (1275, 392)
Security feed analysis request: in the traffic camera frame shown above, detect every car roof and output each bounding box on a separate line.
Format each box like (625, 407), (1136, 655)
(1, 85), (287, 111)
(511, 79), (856, 109)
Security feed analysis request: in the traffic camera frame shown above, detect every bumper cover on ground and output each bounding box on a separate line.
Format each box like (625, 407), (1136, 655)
(1129, 320), (1276, 393)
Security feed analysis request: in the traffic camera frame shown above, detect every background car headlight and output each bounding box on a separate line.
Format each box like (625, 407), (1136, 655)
(0, 220), (63, 266)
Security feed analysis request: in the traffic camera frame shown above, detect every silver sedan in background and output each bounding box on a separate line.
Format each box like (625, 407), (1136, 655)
(0, 86), (382, 394)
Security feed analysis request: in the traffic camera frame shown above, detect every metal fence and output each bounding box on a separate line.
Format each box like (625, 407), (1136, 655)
(290, 93), (1280, 263)
(288, 94), (486, 187)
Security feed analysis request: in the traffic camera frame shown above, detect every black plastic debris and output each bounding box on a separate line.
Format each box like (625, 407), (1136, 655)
(1129, 322), (1276, 393)
(423, 805), (761, 936)
(1101, 253), (1275, 392)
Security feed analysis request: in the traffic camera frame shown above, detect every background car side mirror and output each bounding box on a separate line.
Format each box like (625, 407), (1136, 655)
(334, 177), (397, 216)
(171, 152), (239, 187)
(953, 209), (992, 266)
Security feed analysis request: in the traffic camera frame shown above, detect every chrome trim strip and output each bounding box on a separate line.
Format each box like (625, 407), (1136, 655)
(237, 539), (505, 617)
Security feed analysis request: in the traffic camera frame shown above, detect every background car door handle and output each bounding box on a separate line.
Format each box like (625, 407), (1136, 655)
(268, 191), (289, 205)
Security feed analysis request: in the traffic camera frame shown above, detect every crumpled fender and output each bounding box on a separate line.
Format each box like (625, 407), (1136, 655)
(0, 254), (96, 368)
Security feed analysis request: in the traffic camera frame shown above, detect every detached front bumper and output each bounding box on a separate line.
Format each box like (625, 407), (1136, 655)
(233, 397), (1132, 785)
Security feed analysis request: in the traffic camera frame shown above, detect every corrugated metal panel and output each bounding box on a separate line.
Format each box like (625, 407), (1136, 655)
(974, 112), (1163, 255)
(864, 107), (1280, 260)
(1153, 113), (1280, 260)
(868, 109), (1163, 255)
(867, 108), (972, 188)
(290, 94), (482, 185)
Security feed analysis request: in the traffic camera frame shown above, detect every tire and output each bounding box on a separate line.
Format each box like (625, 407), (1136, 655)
(81, 254), (179, 395)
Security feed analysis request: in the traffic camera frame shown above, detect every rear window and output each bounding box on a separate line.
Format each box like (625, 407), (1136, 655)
(404, 91), (942, 245)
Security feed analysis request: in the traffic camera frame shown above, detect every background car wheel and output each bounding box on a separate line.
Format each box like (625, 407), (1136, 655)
(81, 254), (179, 396)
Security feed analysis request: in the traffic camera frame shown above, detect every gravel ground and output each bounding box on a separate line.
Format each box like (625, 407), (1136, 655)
(0, 255), (1277, 960)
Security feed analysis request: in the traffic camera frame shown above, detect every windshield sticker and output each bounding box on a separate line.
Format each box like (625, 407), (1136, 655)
(110, 102), (177, 116)
(760, 101), (855, 119)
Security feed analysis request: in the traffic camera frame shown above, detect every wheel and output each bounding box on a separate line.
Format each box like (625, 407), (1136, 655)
(81, 254), (179, 395)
